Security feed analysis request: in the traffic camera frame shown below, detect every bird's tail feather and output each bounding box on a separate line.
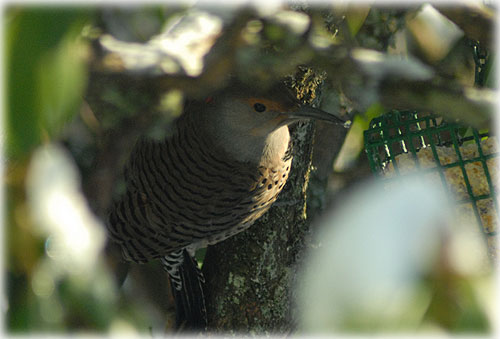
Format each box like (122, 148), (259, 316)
(165, 249), (207, 331)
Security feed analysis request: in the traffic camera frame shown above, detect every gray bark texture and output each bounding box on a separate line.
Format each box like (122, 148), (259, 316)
(203, 120), (315, 333)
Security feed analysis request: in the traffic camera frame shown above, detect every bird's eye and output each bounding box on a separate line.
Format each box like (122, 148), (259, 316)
(254, 103), (267, 112)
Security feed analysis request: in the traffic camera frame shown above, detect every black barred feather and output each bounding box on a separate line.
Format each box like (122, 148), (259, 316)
(108, 112), (291, 263)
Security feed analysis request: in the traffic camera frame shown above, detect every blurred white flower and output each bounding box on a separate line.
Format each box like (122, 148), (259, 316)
(270, 10), (310, 35)
(26, 143), (106, 277)
(352, 48), (434, 81)
(296, 176), (492, 333)
(406, 4), (464, 62)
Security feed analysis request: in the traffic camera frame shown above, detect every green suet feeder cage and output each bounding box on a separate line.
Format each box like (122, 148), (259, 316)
(364, 110), (498, 259)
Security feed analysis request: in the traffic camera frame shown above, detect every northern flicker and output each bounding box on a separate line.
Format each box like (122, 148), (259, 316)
(107, 83), (346, 329)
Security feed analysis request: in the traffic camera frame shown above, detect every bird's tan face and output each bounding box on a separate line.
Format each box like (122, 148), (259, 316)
(239, 97), (298, 136)
(199, 94), (295, 164)
(210, 95), (297, 138)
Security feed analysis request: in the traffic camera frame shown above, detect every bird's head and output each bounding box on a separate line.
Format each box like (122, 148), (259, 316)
(197, 85), (347, 164)
(204, 88), (346, 137)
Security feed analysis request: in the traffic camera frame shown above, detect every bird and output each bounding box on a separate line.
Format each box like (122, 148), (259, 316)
(106, 83), (346, 330)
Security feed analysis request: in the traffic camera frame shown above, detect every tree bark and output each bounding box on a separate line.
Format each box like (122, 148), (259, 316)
(203, 120), (316, 333)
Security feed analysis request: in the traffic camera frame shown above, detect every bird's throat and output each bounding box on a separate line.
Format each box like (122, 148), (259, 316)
(213, 125), (290, 167)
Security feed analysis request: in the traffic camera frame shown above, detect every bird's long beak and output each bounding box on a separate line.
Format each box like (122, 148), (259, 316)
(283, 106), (350, 128)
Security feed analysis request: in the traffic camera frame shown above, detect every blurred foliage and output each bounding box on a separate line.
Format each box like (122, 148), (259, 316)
(5, 6), (169, 334)
(4, 1), (495, 335)
(354, 7), (408, 50)
(6, 6), (92, 332)
(6, 7), (92, 161)
(97, 7), (174, 43)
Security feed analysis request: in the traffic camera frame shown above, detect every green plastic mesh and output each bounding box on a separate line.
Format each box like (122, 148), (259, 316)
(364, 110), (498, 255)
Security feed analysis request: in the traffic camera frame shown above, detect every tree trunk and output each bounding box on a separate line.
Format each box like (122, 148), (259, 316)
(203, 120), (316, 333)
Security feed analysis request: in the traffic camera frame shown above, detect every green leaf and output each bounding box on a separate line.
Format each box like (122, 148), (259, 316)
(483, 54), (495, 89)
(333, 103), (385, 172)
(345, 5), (371, 37)
(6, 7), (93, 160)
(36, 25), (89, 139)
(361, 102), (385, 127)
